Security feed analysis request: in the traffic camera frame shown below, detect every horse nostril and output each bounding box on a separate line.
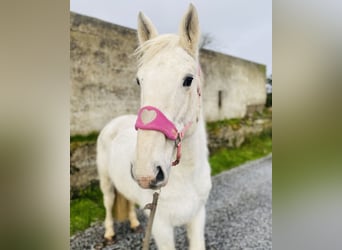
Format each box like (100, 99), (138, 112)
(156, 166), (164, 183)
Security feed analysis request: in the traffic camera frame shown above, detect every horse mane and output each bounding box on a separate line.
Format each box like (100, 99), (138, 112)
(135, 34), (181, 67)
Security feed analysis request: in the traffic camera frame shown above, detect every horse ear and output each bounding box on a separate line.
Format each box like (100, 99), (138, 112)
(137, 12), (158, 45)
(179, 4), (200, 57)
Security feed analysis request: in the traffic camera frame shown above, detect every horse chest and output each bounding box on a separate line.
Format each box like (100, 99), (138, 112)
(155, 169), (210, 226)
(157, 188), (200, 226)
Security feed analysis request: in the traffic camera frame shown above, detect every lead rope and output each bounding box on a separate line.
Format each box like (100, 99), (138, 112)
(142, 190), (161, 250)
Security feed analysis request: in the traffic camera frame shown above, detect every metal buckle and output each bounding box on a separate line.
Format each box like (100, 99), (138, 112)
(172, 134), (182, 166)
(175, 134), (182, 147)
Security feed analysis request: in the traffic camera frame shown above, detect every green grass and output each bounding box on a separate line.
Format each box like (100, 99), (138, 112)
(209, 130), (272, 175)
(70, 184), (104, 235)
(70, 131), (99, 143)
(71, 199), (104, 235)
(70, 126), (272, 235)
(206, 118), (242, 131)
(70, 131), (99, 152)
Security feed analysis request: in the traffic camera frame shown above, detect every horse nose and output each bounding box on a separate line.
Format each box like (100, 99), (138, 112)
(135, 166), (166, 189)
(150, 166), (165, 189)
(156, 166), (165, 182)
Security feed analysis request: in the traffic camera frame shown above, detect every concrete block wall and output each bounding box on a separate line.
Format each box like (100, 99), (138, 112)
(70, 12), (266, 135)
(200, 50), (266, 121)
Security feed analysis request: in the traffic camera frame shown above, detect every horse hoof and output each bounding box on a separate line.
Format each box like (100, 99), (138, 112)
(93, 238), (115, 250)
(93, 242), (103, 249)
(103, 235), (116, 246)
(131, 224), (143, 233)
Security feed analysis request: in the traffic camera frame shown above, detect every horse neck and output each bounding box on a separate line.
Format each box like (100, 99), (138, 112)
(181, 111), (208, 166)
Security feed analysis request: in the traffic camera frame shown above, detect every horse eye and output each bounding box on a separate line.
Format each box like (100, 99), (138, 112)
(136, 78), (140, 86)
(183, 76), (193, 87)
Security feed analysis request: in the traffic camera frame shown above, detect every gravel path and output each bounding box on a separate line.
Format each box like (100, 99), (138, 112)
(71, 155), (272, 249)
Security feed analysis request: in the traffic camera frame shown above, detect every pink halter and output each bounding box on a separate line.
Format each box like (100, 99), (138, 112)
(135, 65), (202, 166)
(135, 106), (192, 166)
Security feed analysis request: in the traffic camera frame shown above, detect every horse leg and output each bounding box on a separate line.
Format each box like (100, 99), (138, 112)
(99, 173), (115, 240)
(186, 205), (206, 250)
(128, 201), (140, 230)
(151, 217), (175, 250)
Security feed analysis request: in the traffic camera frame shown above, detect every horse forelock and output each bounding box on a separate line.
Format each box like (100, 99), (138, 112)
(134, 34), (197, 68)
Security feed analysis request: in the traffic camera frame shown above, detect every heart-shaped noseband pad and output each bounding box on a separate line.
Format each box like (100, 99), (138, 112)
(135, 106), (178, 140)
(140, 109), (157, 124)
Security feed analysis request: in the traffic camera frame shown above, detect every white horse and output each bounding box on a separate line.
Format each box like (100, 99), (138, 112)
(97, 4), (212, 250)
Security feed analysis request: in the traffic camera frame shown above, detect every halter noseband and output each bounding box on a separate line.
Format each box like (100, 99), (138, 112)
(135, 106), (192, 166)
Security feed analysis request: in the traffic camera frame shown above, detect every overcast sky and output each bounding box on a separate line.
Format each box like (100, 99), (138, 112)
(70, 0), (272, 75)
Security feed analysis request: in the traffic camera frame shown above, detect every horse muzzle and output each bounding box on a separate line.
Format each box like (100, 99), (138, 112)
(132, 164), (167, 189)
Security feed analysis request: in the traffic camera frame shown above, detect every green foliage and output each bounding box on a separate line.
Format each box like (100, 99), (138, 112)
(206, 110), (272, 134)
(266, 93), (272, 107)
(70, 131), (99, 143)
(206, 118), (242, 132)
(70, 131), (99, 152)
(70, 184), (104, 235)
(209, 129), (272, 175)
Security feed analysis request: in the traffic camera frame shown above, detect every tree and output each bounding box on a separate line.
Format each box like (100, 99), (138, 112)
(266, 74), (272, 107)
(199, 33), (214, 49)
(266, 74), (272, 85)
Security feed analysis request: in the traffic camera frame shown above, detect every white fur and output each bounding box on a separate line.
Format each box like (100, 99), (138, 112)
(97, 4), (211, 250)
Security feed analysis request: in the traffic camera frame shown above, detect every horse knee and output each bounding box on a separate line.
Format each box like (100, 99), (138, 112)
(99, 174), (114, 192)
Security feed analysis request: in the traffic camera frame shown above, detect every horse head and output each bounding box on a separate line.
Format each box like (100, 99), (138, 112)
(131, 4), (202, 189)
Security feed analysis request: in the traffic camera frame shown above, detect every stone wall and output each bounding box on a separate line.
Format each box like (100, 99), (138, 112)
(200, 50), (266, 121)
(70, 12), (266, 135)
(71, 13), (140, 135)
(70, 142), (97, 195)
(207, 116), (272, 152)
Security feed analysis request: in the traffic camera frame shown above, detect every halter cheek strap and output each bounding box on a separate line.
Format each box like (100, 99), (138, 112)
(135, 106), (192, 166)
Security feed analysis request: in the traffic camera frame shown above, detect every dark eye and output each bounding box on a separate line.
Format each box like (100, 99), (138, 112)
(183, 76), (193, 87)
(136, 78), (140, 86)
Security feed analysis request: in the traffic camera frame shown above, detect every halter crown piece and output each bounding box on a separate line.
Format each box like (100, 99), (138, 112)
(135, 106), (192, 166)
